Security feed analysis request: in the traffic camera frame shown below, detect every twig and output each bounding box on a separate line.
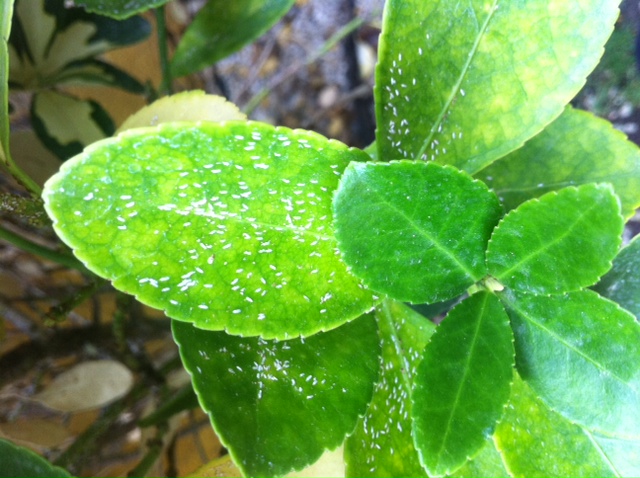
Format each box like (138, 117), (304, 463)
(45, 278), (108, 325)
(0, 223), (88, 272)
(242, 16), (367, 116)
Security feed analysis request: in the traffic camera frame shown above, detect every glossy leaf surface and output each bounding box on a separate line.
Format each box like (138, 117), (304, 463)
(334, 161), (502, 303)
(43, 122), (376, 339)
(73, 0), (170, 19)
(375, 0), (618, 173)
(477, 106), (640, 219)
(412, 292), (514, 476)
(345, 300), (435, 477)
(170, 0), (294, 78)
(172, 314), (379, 477)
(593, 234), (640, 320)
(486, 184), (623, 294)
(502, 289), (640, 438)
(0, 438), (73, 477)
(589, 433), (640, 477)
(495, 375), (618, 477)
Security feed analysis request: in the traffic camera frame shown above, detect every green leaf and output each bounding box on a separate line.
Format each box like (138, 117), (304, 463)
(375, 0), (618, 173)
(588, 433), (640, 477)
(495, 374), (619, 477)
(476, 106), (640, 220)
(170, 0), (295, 78)
(501, 289), (640, 438)
(43, 121), (377, 339)
(345, 300), (435, 477)
(412, 291), (514, 477)
(593, 234), (640, 320)
(0, 0), (12, 165)
(0, 438), (73, 477)
(334, 161), (502, 304)
(449, 440), (509, 478)
(52, 59), (145, 93)
(172, 313), (380, 477)
(117, 91), (246, 133)
(31, 90), (114, 160)
(73, 0), (170, 19)
(9, 0), (149, 89)
(486, 184), (623, 294)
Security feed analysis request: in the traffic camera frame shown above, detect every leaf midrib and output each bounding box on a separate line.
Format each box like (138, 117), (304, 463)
(582, 428), (623, 478)
(417, 0), (499, 161)
(170, 205), (334, 242)
(508, 299), (636, 393)
(434, 293), (490, 469)
(492, 200), (599, 282)
(366, 193), (477, 280)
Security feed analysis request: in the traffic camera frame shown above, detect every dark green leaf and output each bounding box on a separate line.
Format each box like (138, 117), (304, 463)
(0, 438), (73, 477)
(501, 289), (640, 438)
(412, 291), (514, 476)
(170, 0), (295, 78)
(172, 313), (380, 477)
(476, 106), (640, 220)
(486, 184), (623, 294)
(43, 122), (377, 339)
(495, 374), (619, 477)
(73, 0), (170, 19)
(334, 161), (502, 303)
(345, 300), (435, 477)
(375, 0), (618, 173)
(31, 91), (114, 160)
(593, 234), (640, 320)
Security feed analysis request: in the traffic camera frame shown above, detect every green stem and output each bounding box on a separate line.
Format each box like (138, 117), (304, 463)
(155, 6), (173, 96)
(127, 421), (168, 478)
(0, 224), (88, 272)
(243, 16), (366, 115)
(45, 277), (107, 325)
(3, 155), (42, 198)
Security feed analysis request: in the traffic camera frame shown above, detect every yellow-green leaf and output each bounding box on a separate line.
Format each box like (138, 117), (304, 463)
(376, 0), (618, 173)
(43, 121), (377, 339)
(117, 91), (246, 133)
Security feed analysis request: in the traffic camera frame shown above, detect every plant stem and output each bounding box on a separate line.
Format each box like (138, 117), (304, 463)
(127, 420), (168, 478)
(1, 155), (43, 198)
(45, 277), (107, 325)
(0, 224), (88, 272)
(155, 6), (173, 96)
(243, 16), (366, 115)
